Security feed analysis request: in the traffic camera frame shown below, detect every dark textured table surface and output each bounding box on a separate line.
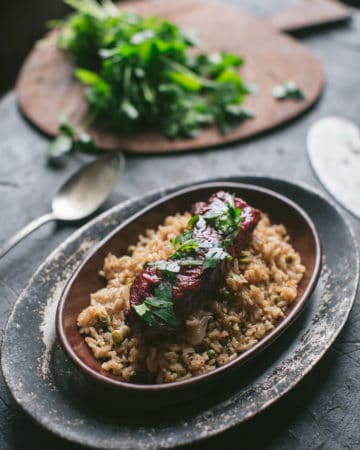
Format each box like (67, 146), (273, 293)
(1, 1), (360, 449)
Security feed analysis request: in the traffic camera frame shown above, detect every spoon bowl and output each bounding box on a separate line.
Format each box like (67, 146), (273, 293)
(52, 153), (125, 221)
(0, 152), (124, 258)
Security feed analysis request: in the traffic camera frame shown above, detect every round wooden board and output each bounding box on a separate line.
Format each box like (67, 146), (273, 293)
(16, 0), (325, 154)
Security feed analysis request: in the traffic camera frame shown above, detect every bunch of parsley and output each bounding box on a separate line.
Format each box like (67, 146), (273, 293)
(50, 0), (253, 139)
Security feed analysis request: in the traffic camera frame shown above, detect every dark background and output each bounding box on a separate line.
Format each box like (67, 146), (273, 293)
(0, 1), (68, 94)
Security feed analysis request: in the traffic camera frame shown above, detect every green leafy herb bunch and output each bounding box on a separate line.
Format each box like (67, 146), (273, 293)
(50, 0), (253, 139)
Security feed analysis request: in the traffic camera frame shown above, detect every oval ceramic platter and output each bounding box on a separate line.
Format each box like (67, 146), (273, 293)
(2, 176), (359, 449)
(56, 182), (322, 400)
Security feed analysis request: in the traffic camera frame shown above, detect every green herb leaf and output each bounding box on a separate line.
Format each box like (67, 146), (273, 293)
(133, 303), (158, 328)
(171, 239), (199, 260)
(203, 247), (232, 269)
(170, 229), (193, 248)
(272, 81), (305, 101)
(147, 260), (181, 273)
(130, 29), (155, 45)
(121, 100), (139, 120)
(178, 258), (203, 267)
(202, 193), (242, 242)
(76, 68), (103, 86)
(76, 131), (95, 148)
(58, 114), (76, 137)
(133, 281), (177, 329)
(166, 71), (202, 92)
(188, 214), (199, 229)
(48, 135), (73, 158)
(224, 105), (254, 119)
(48, 117), (97, 158)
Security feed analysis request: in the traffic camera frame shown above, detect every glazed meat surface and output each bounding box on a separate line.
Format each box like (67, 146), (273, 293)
(126, 191), (260, 335)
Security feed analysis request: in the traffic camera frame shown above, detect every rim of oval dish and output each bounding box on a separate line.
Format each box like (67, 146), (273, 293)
(56, 181), (322, 392)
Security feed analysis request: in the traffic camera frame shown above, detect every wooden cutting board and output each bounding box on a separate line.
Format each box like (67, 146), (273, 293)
(15, 0), (350, 154)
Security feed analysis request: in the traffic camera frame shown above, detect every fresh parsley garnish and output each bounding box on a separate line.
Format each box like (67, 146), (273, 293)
(272, 81), (305, 101)
(171, 239), (199, 260)
(48, 0), (253, 139)
(49, 115), (96, 158)
(147, 260), (180, 273)
(133, 281), (177, 329)
(188, 214), (199, 229)
(203, 247), (232, 269)
(170, 229), (194, 248)
(203, 193), (242, 245)
(178, 258), (203, 267)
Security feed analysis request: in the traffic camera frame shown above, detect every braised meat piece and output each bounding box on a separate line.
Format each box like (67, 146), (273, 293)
(192, 191), (260, 254)
(126, 191), (260, 335)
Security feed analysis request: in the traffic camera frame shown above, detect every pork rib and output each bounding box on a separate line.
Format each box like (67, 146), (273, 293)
(126, 191), (260, 335)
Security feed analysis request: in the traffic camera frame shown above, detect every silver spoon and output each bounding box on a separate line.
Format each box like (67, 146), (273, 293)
(0, 153), (125, 258)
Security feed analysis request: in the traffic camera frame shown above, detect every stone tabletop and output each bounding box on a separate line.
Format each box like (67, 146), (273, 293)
(1, 1), (360, 449)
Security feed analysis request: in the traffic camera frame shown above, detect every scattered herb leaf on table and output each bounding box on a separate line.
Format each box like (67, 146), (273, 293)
(49, 115), (96, 158)
(272, 81), (306, 101)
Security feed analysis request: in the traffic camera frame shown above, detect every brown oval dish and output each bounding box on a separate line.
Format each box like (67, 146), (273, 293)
(56, 182), (322, 398)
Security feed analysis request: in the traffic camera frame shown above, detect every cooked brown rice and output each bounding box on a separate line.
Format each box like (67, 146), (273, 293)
(77, 213), (305, 384)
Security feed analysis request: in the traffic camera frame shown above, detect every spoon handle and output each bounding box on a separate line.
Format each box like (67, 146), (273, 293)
(0, 212), (56, 258)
